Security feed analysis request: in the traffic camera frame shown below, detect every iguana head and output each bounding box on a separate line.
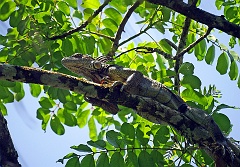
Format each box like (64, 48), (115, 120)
(61, 53), (110, 83)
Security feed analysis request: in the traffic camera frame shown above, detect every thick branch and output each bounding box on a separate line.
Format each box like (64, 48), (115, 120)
(0, 112), (21, 167)
(0, 64), (101, 98)
(147, 0), (240, 38)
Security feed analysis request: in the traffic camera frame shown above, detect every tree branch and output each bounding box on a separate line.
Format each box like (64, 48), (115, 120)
(174, 15), (192, 93)
(174, 27), (213, 60)
(0, 112), (21, 167)
(108, 0), (144, 57)
(146, 0), (240, 38)
(0, 63), (239, 166)
(118, 46), (173, 60)
(48, 0), (112, 40)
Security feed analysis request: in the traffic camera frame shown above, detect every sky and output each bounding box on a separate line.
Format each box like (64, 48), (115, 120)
(1, 1), (240, 167)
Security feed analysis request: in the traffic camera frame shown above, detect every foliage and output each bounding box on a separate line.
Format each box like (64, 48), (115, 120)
(0, 0), (239, 166)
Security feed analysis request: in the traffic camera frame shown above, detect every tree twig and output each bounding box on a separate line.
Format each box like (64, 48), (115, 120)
(116, 46), (173, 60)
(48, 0), (112, 40)
(174, 17), (191, 93)
(107, 0), (144, 57)
(80, 29), (115, 41)
(174, 27), (213, 60)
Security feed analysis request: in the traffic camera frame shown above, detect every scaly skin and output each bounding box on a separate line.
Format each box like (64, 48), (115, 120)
(61, 53), (187, 112)
(61, 54), (237, 165)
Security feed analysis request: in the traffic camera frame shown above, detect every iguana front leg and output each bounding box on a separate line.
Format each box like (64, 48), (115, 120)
(84, 96), (119, 114)
(107, 67), (187, 112)
(120, 71), (143, 93)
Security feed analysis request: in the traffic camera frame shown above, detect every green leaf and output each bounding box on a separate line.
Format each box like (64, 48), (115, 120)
(73, 10), (82, 19)
(29, 84), (41, 97)
(62, 152), (78, 159)
(81, 154), (95, 167)
(201, 150), (214, 165)
(214, 104), (239, 112)
(216, 52), (229, 75)
(39, 97), (55, 109)
(154, 22), (165, 34)
(53, 11), (66, 25)
(0, 48), (8, 62)
(96, 153), (110, 167)
(9, 8), (24, 27)
(77, 109), (90, 128)
(98, 37), (112, 54)
(159, 39), (172, 54)
(65, 0), (77, 9)
(57, 108), (77, 126)
(153, 126), (170, 145)
(179, 62), (194, 75)
(57, 89), (71, 103)
(36, 108), (51, 127)
(138, 150), (154, 167)
(126, 152), (139, 167)
(102, 18), (118, 33)
(57, 1), (70, 16)
(0, 0), (16, 21)
(0, 102), (7, 116)
(71, 144), (92, 152)
(87, 140), (106, 150)
(194, 39), (206, 61)
(110, 152), (124, 167)
(212, 113), (231, 134)
(120, 122), (135, 139)
(34, 11), (51, 24)
(151, 150), (164, 166)
(228, 60), (238, 80)
(106, 130), (121, 148)
(88, 116), (97, 140)
(62, 38), (74, 56)
(205, 45), (215, 65)
(181, 75), (202, 89)
(109, 0), (127, 13)
(50, 114), (65, 135)
(66, 157), (80, 167)
(181, 88), (208, 106)
(136, 126), (149, 146)
(81, 0), (100, 9)
(215, 0), (224, 10)
(63, 101), (77, 111)
(83, 35), (95, 55)
(15, 86), (25, 101)
(162, 7), (171, 21)
(0, 86), (10, 99)
(104, 8), (122, 25)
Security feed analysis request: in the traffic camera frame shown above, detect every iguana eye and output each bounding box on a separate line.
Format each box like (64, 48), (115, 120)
(93, 61), (102, 69)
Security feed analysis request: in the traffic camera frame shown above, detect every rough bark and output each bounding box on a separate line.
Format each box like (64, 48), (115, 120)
(147, 0), (240, 38)
(0, 112), (21, 167)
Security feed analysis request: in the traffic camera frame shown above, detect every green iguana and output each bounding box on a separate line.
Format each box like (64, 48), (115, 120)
(61, 53), (236, 165)
(61, 53), (187, 113)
